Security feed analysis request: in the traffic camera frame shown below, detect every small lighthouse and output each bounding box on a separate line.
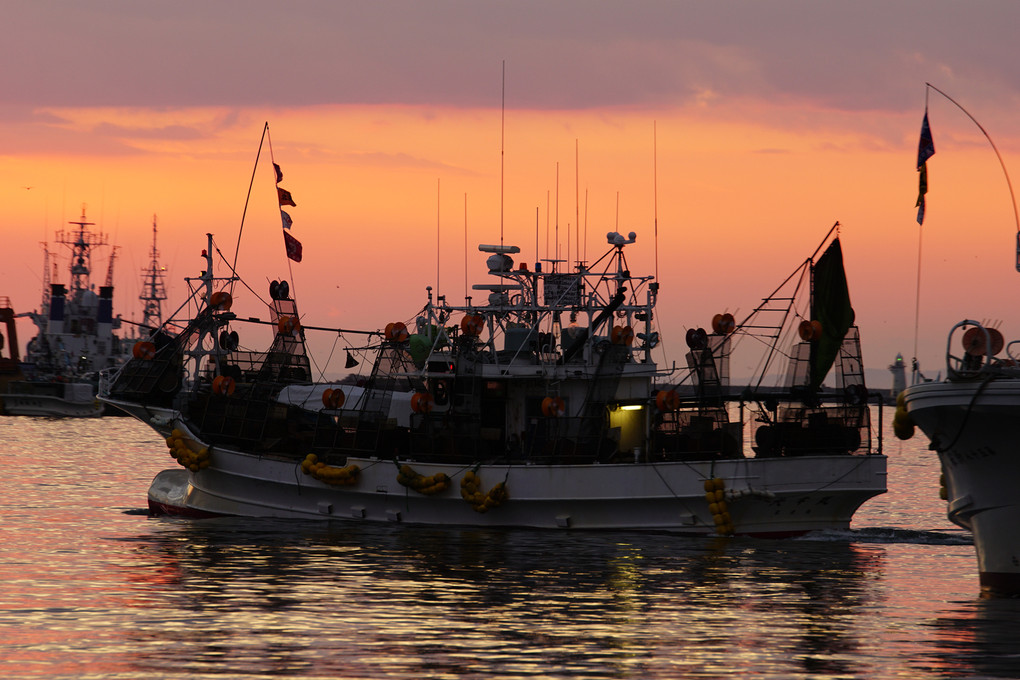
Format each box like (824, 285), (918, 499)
(889, 353), (906, 399)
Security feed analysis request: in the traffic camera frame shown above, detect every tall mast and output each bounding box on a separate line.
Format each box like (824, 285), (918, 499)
(139, 214), (168, 330)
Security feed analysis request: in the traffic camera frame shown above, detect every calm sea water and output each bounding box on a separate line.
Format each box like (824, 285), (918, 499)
(2, 408), (1019, 680)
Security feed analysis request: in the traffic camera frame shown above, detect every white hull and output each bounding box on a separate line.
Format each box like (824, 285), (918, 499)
(125, 402), (886, 536)
(903, 379), (1020, 593)
(3, 390), (103, 417)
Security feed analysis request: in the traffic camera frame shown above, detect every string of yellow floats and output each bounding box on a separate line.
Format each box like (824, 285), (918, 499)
(165, 428), (211, 471)
(704, 477), (735, 536)
(460, 469), (509, 513)
(397, 464), (450, 495)
(301, 453), (361, 485)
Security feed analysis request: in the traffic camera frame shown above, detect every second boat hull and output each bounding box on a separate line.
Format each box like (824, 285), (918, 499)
(136, 407), (887, 537)
(904, 379), (1020, 594)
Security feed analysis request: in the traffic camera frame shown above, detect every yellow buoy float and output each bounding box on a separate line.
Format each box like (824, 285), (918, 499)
(892, 394), (915, 440)
(703, 477), (734, 536)
(301, 453), (360, 486)
(460, 469), (509, 513)
(165, 428), (211, 472)
(397, 464), (450, 495)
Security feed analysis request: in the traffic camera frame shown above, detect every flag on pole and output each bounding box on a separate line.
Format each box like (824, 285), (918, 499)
(281, 210), (293, 230)
(283, 230), (303, 262)
(916, 111), (935, 225)
(277, 187), (297, 207)
(273, 162), (283, 183)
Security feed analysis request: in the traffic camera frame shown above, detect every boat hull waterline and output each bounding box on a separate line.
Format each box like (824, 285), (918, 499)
(124, 402), (887, 536)
(3, 385), (104, 417)
(904, 379), (1020, 594)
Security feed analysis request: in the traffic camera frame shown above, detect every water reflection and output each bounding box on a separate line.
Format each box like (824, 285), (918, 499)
(925, 598), (1020, 679)
(109, 519), (895, 679)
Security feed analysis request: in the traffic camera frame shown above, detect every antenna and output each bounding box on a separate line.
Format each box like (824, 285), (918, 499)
(924, 83), (1020, 268)
(555, 162), (560, 267)
(500, 60), (506, 248)
(575, 139), (580, 270)
(437, 178), (441, 296)
(653, 120), (659, 282)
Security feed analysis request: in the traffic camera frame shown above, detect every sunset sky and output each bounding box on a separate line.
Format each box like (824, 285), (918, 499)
(3, 1), (1020, 385)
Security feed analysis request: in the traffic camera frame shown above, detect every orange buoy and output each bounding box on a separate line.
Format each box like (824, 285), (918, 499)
(712, 313), (736, 335)
(460, 314), (484, 336)
(411, 391), (434, 414)
(212, 375), (236, 396)
(321, 387), (345, 409)
(541, 396), (566, 417)
(611, 325), (635, 346)
(210, 291), (233, 311)
(798, 319), (823, 341)
(656, 389), (680, 411)
(385, 321), (409, 342)
(964, 326), (1005, 356)
(133, 340), (156, 360)
(278, 316), (301, 335)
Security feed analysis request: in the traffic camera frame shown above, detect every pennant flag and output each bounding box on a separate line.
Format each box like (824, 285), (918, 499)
(917, 112), (935, 167)
(281, 210), (293, 230)
(277, 187), (297, 207)
(273, 162), (283, 183)
(915, 164), (929, 225)
(916, 111), (935, 225)
(283, 230), (303, 262)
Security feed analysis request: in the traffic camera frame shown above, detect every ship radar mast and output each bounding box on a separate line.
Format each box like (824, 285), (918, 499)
(55, 204), (107, 297)
(140, 214), (168, 331)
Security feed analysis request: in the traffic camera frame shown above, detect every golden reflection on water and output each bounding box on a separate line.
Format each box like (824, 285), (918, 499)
(0, 411), (1014, 680)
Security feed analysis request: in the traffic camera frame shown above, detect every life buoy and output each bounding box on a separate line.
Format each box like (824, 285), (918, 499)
(411, 391), (434, 414)
(133, 341), (156, 360)
(656, 389), (680, 411)
(385, 321), (409, 342)
(210, 291), (233, 311)
(212, 375), (236, 396)
(460, 314), (484, 336)
(321, 387), (345, 409)
(541, 396), (566, 417)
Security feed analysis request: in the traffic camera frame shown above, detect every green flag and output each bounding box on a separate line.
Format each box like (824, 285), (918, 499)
(810, 238), (855, 390)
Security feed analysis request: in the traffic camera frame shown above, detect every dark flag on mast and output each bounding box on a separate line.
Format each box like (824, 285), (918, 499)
(283, 230), (303, 262)
(916, 111), (935, 225)
(274, 159), (302, 261)
(277, 187), (297, 207)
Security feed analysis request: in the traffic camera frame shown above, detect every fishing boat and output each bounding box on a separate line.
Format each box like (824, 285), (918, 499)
(900, 322), (1020, 594)
(3, 210), (168, 417)
(101, 213), (886, 533)
(897, 83), (1020, 594)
